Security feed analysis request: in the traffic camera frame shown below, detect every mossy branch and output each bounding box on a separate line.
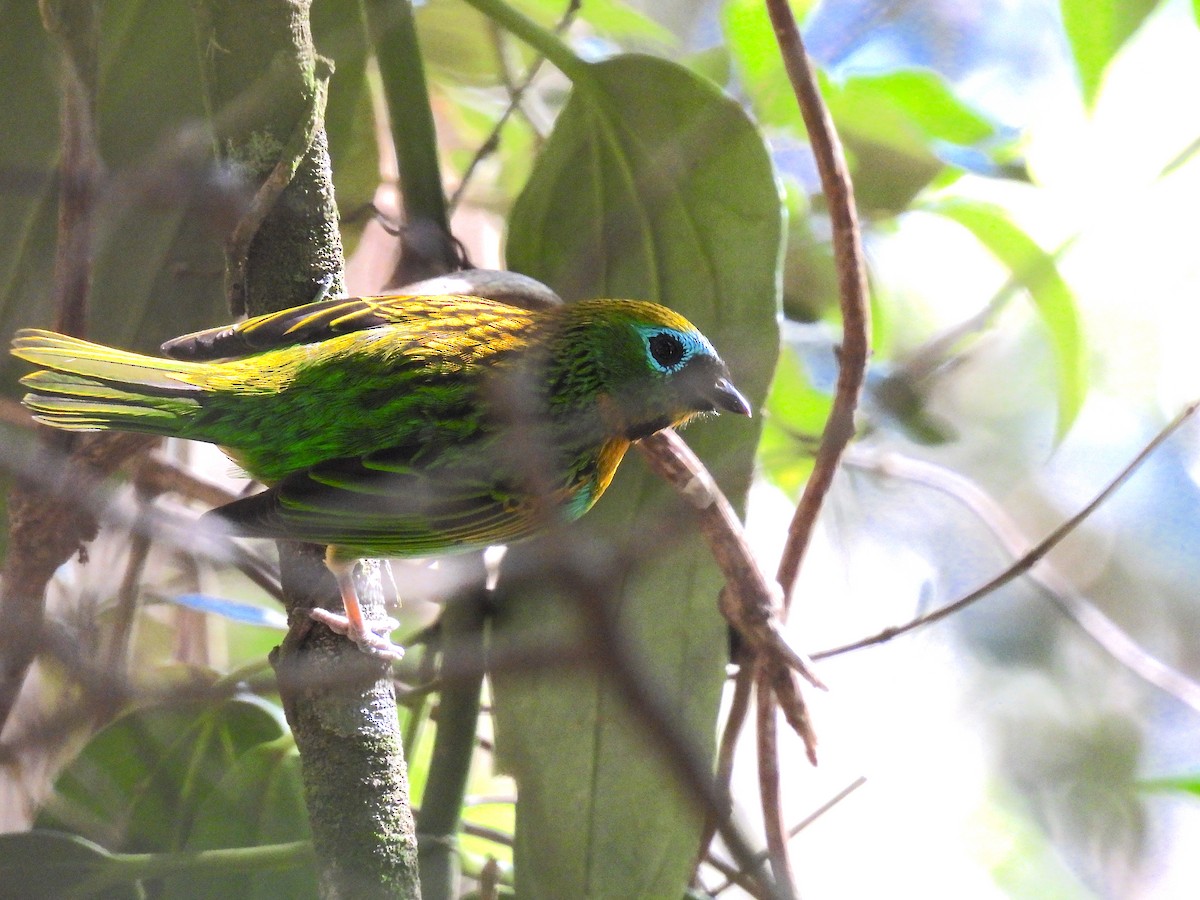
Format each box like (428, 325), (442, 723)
(191, 1), (419, 896)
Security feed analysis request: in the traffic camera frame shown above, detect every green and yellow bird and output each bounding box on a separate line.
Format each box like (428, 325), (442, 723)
(11, 293), (751, 658)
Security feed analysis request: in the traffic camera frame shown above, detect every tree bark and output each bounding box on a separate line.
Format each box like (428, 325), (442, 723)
(192, 1), (420, 895)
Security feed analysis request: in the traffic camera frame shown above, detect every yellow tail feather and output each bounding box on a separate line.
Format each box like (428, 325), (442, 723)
(11, 329), (204, 393)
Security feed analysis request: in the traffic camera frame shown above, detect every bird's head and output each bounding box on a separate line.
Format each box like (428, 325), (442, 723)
(557, 300), (752, 442)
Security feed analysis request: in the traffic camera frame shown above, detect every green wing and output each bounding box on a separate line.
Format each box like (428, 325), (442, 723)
(208, 449), (542, 557)
(161, 293), (523, 360)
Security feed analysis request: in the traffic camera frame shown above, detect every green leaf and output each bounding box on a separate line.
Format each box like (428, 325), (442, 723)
(1139, 772), (1200, 796)
(416, 0), (509, 86)
(723, 0), (1004, 214)
(721, 0), (816, 129)
(161, 738), (316, 899)
(0, 0), (69, 398)
(779, 180), (838, 321)
(1060, 0), (1160, 108)
(519, 0), (675, 46)
(0, 830), (138, 900)
(822, 70), (1001, 215)
(417, 0), (676, 88)
(498, 54), (782, 900)
(825, 69), (996, 152)
(760, 348), (829, 497)
(928, 199), (1087, 439)
(38, 695), (286, 853)
(460, 800), (515, 867)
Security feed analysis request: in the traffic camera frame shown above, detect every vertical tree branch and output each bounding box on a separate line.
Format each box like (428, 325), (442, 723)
(192, 1), (418, 895)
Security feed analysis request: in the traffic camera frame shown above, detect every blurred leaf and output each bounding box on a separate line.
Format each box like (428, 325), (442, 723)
(722, 0), (815, 129)
(520, 0), (675, 47)
(866, 369), (956, 445)
(1139, 772), (1200, 796)
(0, 0), (70, 397)
(685, 44), (732, 87)
(1, 0), (227, 392)
(416, 0), (508, 86)
(419, 0), (673, 89)
(0, 830), (137, 900)
(780, 180), (838, 321)
(460, 800), (515, 866)
(500, 53), (781, 900)
(822, 70), (999, 214)
(723, 0), (1003, 215)
(162, 738), (315, 899)
(929, 199), (1086, 439)
(1061, 0), (1160, 108)
(760, 348), (829, 496)
(166, 593), (288, 629)
(38, 695), (286, 853)
(829, 69), (996, 148)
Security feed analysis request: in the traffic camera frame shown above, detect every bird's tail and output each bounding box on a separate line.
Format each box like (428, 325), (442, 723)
(12, 328), (207, 436)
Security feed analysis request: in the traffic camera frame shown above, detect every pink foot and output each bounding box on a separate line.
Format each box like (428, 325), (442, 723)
(309, 608), (404, 661)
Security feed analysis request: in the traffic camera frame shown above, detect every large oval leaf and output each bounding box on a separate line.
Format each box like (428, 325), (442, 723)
(37, 694), (286, 852)
(162, 738), (316, 899)
(496, 54), (782, 900)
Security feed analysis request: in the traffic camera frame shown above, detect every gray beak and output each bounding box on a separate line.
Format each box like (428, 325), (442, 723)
(710, 377), (752, 417)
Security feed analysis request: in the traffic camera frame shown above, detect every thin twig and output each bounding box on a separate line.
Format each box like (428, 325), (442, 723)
(128, 453), (239, 510)
(815, 400), (1200, 659)
(756, 671), (796, 899)
(0, 432), (155, 733)
(766, 0), (871, 611)
(843, 446), (1200, 711)
(696, 646), (753, 866)
(478, 856), (502, 900)
(638, 431), (824, 693)
(0, 0), (104, 736)
(709, 776), (868, 895)
(705, 851), (776, 900)
(40, 0), (101, 339)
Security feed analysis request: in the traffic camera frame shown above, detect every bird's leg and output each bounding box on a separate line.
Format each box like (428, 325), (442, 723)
(309, 549), (404, 661)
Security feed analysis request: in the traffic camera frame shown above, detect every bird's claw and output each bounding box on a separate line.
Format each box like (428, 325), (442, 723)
(309, 608), (404, 661)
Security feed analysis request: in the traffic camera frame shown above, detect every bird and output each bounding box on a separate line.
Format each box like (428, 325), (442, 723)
(12, 292), (752, 660)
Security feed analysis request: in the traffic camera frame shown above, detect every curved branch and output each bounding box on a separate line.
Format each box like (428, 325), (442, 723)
(765, 0), (871, 610)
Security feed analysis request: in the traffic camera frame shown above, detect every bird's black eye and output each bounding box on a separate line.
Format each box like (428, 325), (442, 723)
(648, 332), (685, 371)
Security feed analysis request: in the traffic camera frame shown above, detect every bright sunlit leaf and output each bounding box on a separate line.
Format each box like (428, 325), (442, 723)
(1061, 0), (1161, 107)
(502, 51), (781, 900)
(928, 198), (1087, 440)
